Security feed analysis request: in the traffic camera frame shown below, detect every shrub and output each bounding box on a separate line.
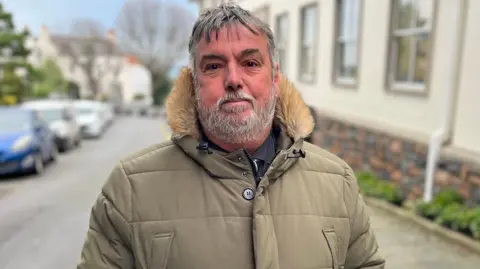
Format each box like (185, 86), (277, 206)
(356, 171), (404, 206)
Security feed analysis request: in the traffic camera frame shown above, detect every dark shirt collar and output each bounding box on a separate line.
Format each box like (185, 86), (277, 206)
(250, 131), (276, 164)
(200, 128), (276, 164)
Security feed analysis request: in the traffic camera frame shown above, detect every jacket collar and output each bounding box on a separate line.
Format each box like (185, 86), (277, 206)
(164, 67), (314, 181)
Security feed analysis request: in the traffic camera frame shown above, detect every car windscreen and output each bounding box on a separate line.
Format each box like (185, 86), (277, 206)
(37, 108), (63, 123)
(0, 110), (31, 133)
(75, 107), (95, 115)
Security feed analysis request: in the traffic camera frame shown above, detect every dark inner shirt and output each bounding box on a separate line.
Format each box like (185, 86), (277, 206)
(201, 130), (277, 183)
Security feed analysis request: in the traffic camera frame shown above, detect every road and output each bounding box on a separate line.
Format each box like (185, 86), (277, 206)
(0, 116), (170, 269)
(0, 116), (479, 269)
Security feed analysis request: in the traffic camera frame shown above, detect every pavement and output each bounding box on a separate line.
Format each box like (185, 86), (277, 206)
(369, 206), (480, 269)
(0, 116), (479, 269)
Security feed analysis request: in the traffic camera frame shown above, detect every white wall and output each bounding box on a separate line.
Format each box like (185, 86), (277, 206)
(118, 63), (152, 104)
(28, 27), (131, 100)
(197, 0), (478, 155)
(452, 0), (480, 154)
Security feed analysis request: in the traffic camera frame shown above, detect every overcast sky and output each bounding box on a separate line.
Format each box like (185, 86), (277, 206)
(1, 0), (199, 34)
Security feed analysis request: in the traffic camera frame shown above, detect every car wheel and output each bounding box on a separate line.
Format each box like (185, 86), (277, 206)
(74, 136), (81, 148)
(33, 153), (44, 175)
(49, 144), (59, 162)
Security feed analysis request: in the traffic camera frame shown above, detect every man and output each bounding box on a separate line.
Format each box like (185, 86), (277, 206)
(77, 3), (385, 269)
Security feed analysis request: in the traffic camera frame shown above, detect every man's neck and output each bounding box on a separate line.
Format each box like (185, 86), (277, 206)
(203, 127), (272, 154)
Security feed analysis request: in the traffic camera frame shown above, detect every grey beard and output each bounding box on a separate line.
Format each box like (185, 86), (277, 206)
(196, 87), (276, 144)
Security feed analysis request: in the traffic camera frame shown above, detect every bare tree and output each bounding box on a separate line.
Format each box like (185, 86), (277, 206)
(115, 0), (195, 92)
(57, 19), (123, 97)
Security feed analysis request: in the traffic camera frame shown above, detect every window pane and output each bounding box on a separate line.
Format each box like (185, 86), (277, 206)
(300, 5), (317, 78)
(302, 6), (317, 46)
(338, 42), (358, 78)
(276, 15), (288, 43)
(339, 0), (361, 39)
(414, 34), (429, 83)
(394, 36), (413, 82)
(395, 0), (415, 29)
(415, 0), (434, 28)
(300, 46), (315, 75)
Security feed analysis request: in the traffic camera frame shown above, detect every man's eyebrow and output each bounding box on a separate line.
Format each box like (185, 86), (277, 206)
(239, 48), (261, 58)
(200, 54), (227, 62)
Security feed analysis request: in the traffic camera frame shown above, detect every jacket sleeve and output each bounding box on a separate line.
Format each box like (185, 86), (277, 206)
(343, 166), (386, 269)
(76, 162), (134, 269)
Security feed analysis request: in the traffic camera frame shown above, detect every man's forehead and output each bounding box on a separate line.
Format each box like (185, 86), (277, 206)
(198, 24), (263, 46)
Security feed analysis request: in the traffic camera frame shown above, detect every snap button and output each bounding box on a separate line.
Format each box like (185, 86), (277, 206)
(242, 188), (255, 200)
(238, 157), (243, 161)
(242, 171), (248, 176)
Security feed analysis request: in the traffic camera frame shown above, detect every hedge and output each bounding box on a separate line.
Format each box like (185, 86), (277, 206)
(356, 171), (480, 241)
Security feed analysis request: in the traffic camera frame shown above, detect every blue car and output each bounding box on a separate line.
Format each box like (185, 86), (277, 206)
(0, 107), (58, 176)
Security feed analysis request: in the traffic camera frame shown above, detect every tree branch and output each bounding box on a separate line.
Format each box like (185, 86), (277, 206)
(115, 0), (194, 85)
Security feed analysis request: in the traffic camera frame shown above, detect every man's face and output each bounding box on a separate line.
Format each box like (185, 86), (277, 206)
(194, 24), (279, 144)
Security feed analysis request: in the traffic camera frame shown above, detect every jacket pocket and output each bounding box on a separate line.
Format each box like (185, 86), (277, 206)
(322, 228), (342, 269)
(148, 232), (175, 269)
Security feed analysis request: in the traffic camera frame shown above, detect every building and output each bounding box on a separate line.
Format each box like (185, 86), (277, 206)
(191, 0), (480, 203)
(25, 25), (152, 107)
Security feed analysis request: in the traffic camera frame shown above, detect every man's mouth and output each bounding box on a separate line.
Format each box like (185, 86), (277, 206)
(221, 99), (250, 105)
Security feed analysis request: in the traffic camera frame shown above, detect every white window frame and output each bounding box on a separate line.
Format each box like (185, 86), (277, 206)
(333, 0), (362, 87)
(387, 0), (436, 94)
(275, 13), (289, 75)
(298, 3), (318, 83)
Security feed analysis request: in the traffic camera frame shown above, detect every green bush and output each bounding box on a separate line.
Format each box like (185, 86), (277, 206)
(434, 203), (466, 228)
(414, 188), (480, 240)
(416, 201), (444, 220)
(471, 214), (480, 240)
(356, 171), (404, 206)
(415, 188), (465, 221)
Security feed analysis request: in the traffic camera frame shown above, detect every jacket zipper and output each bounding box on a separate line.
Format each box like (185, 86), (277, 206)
(242, 149), (259, 187)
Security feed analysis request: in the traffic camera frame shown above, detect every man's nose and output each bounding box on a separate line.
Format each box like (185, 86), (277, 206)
(225, 64), (243, 91)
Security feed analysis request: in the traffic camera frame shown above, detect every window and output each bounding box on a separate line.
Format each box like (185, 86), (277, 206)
(275, 13), (289, 74)
(334, 0), (362, 86)
(299, 4), (318, 83)
(388, 0), (435, 93)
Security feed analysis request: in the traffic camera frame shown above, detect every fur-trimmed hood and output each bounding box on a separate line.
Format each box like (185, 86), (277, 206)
(165, 67), (314, 142)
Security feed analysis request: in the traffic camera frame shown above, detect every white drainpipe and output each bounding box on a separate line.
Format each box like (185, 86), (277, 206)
(423, 0), (464, 202)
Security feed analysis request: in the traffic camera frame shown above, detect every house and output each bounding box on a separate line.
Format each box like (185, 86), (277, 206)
(25, 25), (152, 107)
(190, 0), (480, 204)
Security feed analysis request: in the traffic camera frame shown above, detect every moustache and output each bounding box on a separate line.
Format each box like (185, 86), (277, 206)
(217, 92), (255, 107)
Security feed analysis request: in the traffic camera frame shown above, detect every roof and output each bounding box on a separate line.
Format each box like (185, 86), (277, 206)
(50, 35), (123, 56)
(21, 100), (73, 109)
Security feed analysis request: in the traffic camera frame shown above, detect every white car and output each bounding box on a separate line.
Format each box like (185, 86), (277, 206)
(102, 102), (115, 126)
(73, 100), (108, 138)
(22, 100), (82, 152)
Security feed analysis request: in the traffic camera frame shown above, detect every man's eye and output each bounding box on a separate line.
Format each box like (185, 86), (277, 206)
(205, 64), (221, 70)
(245, 61), (259, 67)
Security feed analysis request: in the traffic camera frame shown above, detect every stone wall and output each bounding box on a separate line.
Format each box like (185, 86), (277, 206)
(310, 112), (480, 205)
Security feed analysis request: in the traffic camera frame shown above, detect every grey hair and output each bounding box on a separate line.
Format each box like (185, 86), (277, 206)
(188, 3), (277, 80)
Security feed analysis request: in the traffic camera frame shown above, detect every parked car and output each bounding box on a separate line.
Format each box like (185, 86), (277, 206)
(0, 107), (58, 175)
(22, 100), (82, 152)
(101, 102), (115, 126)
(73, 100), (108, 138)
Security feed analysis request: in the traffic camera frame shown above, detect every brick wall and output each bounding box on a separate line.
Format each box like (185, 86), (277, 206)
(310, 112), (480, 205)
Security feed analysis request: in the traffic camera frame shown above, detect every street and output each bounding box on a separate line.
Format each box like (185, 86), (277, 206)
(0, 116), (479, 269)
(0, 116), (169, 269)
